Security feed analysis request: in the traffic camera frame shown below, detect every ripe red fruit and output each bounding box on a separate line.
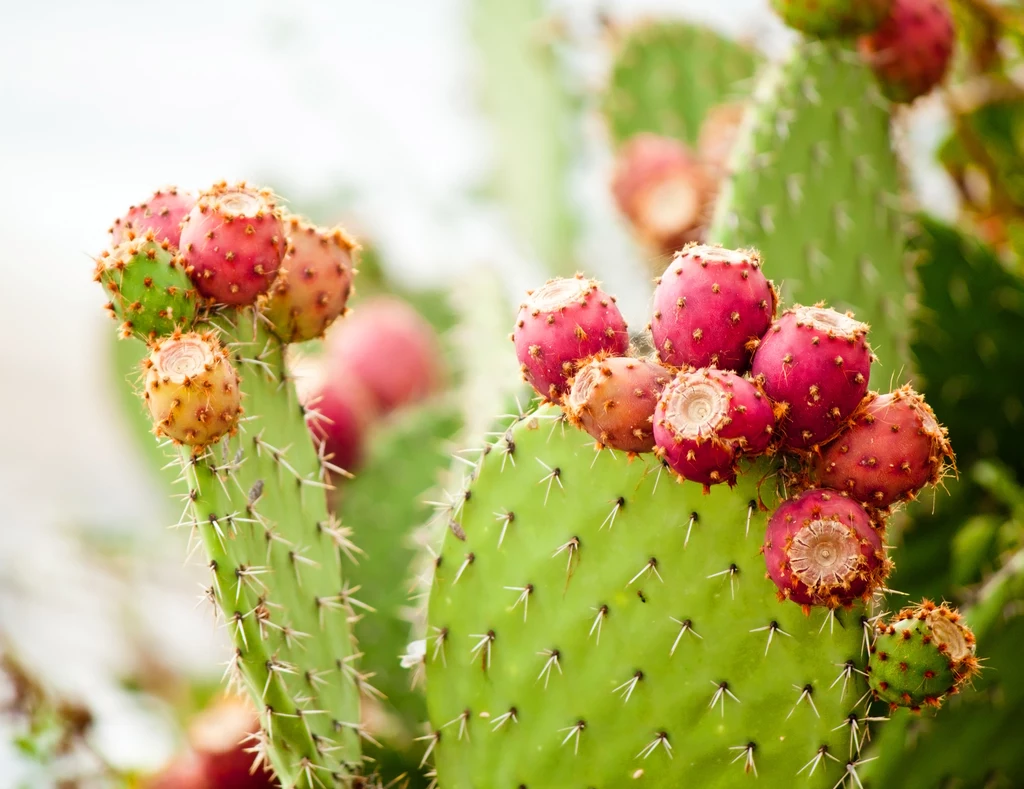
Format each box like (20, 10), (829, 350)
(110, 186), (196, 249)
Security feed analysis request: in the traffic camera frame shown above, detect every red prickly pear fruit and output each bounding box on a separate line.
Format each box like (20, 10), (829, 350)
(143, 331), (242, 449)
(650, 243), (777, 373)
(858, 0), (955, 104)
(772, 0), (893, 38)
(564, 354), (671, 453)
(512, 275), (630, 401)
(763, 488), (890, 609)
(179, 182), (286, 306)
(751, 304), (873, 451)
(263, 216), (357, 343)
(611, 133), (713, 254)
(295, 354), (378, 475)
(815, 385), (954, 508)
(653, 367), (774, 488)
(325, 296), (443, 416)
(110, 186), (196, 249)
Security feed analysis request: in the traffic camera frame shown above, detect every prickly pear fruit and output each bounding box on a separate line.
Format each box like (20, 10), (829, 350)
(772, 0), (893, 38)
(858, 0), (956, 104)
(94, 234), (198, 338)
(143, 331), (242, 448)
(326, 295), (442, 415)
(512, 275), (630, 401)
(179, 182), (285, 306)
(653, 367), (775, 487)
(304, 374), (378, 476)
(565, 355), (670, 453)
(109, 186), (195, 249)
(763, 488), (889, 610)
(751, 305), (873, 450)
(263, 216), (356, 343)
(815, 385), (954, 508)
(611, 133), (713, 254)
(868, 600), (978, 710)
(650, 244), (777, 373)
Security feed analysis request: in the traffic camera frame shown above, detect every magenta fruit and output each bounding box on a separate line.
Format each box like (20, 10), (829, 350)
(325, 296), (443, 416)
(650, 243), (777, 373)
(512, 275), (630, 401)
(652, 367), (776, 488)
(564, 354), (671, 453)
(264, 216), (357, 343)
(815, 385), (954, 508)
(751, 304), (873, 450)
(763, 488), (889, 609)
(110, 186), (196, 249)
(610, 133), (714, 254)
(179, 181), (286, 306)
(143, 331), (242, 448)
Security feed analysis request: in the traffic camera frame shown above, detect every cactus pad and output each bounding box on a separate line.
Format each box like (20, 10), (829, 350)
(426, 404), (874, 788)
(603, 21), (761, 147)
(708, 41), (909, 383)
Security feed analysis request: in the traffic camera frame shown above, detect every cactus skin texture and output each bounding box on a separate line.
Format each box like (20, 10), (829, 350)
(708, 42), (909, 387)
(751, 306), (873, 451)
(176, 315), (364, 786)
(815, 385), (954, 508)
(763, 488), (889, 609)
(564, 354), (669, 453)
(180, 182), (286, 306)
(867, 601), (979, 711)
(772, 0), (893, 38)
(264, 216), (357, 343)
(650, 244), (777, 373)
(425, 404), (870, 788)
(143, 331), (242, 448)
(512, 276), (629, 401)
(610, 133), (712, 255)
(95, 235), (199, 338)
(602, 22), (761, 148)
(109, 186), (195, 248)
(858, 0), (956, 104)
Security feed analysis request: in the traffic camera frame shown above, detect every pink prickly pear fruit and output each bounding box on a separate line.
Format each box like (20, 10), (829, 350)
(512, 275), (630, 401)
(652, 367), (774, 488)
(263, 215), (357, 343)
(143, 331), (242, 449)
(751, 305), (873, 451)
(815, 385), (954, 508)
(564, 354), (671, 453)
(611, 132), (714, 254)
(858, 0), (956, 104)
(109, 186), (196, 249)
(325, 296), (443, 416)
(179, 181), (286, 306)
(294, 354), (378, 476)
(763, 488), (890, 610)
(650, 243), (777, 373)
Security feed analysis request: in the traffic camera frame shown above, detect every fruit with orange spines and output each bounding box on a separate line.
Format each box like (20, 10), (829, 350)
(109, 186), (196, 249)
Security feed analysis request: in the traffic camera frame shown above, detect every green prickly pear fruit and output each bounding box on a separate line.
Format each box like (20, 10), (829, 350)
(772, 0), (893, 38)
(94, 233), (199, 339)
(867, 600), (979, 711)
(142, 330), (242, 449)
(564, 354), (670, 453)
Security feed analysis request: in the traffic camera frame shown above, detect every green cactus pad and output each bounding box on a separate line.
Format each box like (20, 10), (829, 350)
(867, 602), (978, 710)
(771, 0), (893, 39)
(178, 313), (362, 787)
(425, 405), (874, 788)
(708, 41), (909, 383)
(95, 238), (199, 338)
(603, 21), (762, 147)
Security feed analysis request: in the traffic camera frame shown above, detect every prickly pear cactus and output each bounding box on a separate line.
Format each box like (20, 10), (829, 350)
(708, 41), (910, 382)
(425, 406), (872, 787)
